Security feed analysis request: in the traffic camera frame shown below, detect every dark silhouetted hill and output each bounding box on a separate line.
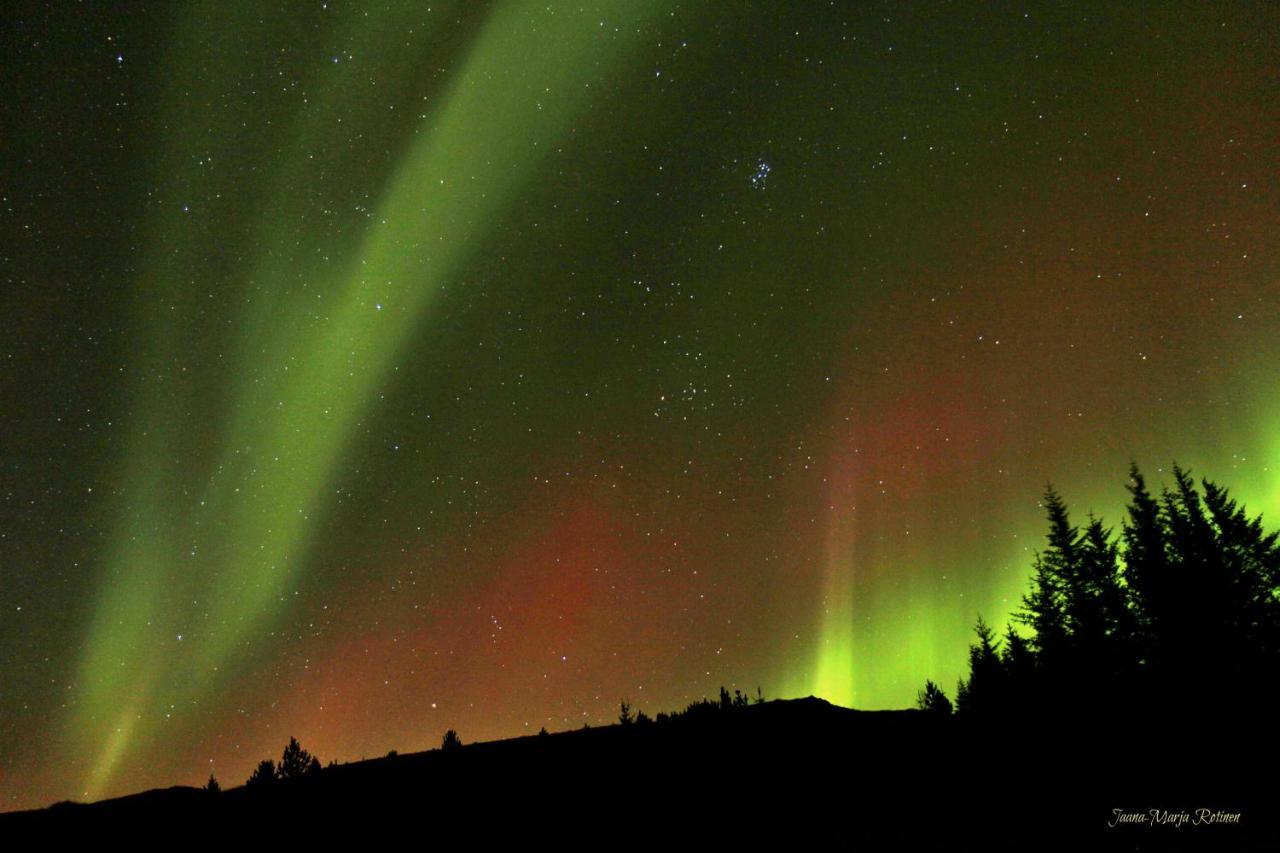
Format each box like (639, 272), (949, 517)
(3, 696), (1273, 849)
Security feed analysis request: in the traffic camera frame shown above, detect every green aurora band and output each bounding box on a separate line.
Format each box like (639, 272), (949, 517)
(73, 1), (677, 799)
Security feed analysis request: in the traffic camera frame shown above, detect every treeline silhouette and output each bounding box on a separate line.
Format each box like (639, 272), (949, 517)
(921, 464), (1279, 720)
(620, 686), (765, 727)
(222, 687), (767, 792)
(237, 736), (323, 790)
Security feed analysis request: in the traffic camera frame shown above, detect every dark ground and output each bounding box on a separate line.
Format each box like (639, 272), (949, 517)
(2, 697), (1273, 850)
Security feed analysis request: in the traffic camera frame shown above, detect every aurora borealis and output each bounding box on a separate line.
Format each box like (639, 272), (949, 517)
(2, 1), (1277, 810)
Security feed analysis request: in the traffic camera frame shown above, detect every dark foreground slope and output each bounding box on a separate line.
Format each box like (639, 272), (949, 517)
(4, 698), (1273, 849)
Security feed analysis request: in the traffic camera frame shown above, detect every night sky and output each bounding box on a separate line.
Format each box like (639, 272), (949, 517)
(2, 1), (1277, 810)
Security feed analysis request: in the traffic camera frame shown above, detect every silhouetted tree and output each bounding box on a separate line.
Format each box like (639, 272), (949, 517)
(1000, 625), (1037, 710)
(1011, 486), (1140, 711)
(442, 729), (462, 751)
(1121, 466), (1167, 671)
(1077, 517), (1134, 650)
(278, 737), (319, 780)
(1201, 477), (1280, 675)
(916, 679), (952, 714)
(1156, 467), (1280, 707)
(930, 463), (1280, 724)
(619, 699), (634, 725)
(955, 616), (1005, 714)
(204, 773), (220, 793)
(1054, 515), (1136, 705)
(1156, 466), (1217, 683)
(679, 697), (719, 723)
(1015, 489), (1074, 669)
(246, 759), (277, 787)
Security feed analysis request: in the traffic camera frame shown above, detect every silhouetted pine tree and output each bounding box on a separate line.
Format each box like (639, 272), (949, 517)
(933, 464), (1280, 724)
(955, 617), (1005, 715)
(1201, 477), (1280, 679)
(1070, 517), (1136, 686)
(278, 737), (319, 780)
(1000, 625), (1037, 711)
(1016, 491), (1074, 670)
(1167, 469), (1218, 593)
(1015, 486), (1135, 712)
(246, 759), (277, 787)
(916, 679), (953, 715)
(1160, 469), (1280, 708)
(1120, 466), (1168, 678)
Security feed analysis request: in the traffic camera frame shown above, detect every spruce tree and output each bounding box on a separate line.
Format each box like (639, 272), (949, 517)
(246, 759), (277, 787)
(1195, 476), (1280, 704)
(1017, 553), (1067, 661)
(955, 617), (1005, 714)
(927, 463), (1280, 725)
(1015, 487), (1078, 671)
(1159, 467), (1221, 684)
(278, 737), (318, 780)
(1074, 518), (1135, 673)
(1000, 625), (1037, 710)
(1121, 465), (1168, 683)
(916, 679), (953, 715)
(1201, 477), (1280, 672)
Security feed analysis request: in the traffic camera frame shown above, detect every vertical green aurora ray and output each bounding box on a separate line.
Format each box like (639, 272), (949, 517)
(72, 5), (324, 796)
(811, 471), (858, 706)
(73, 2), (675, 800)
